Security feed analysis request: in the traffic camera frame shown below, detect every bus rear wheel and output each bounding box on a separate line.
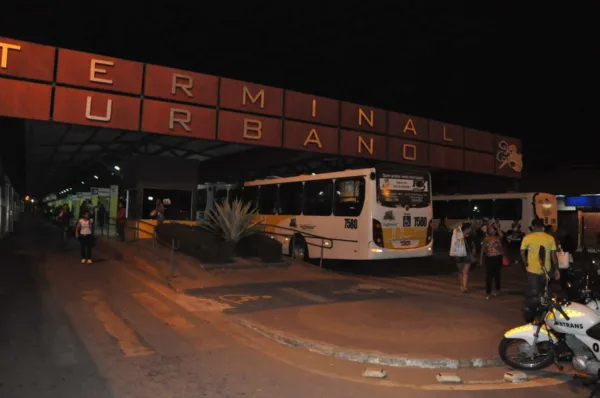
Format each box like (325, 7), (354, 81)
(290, 236), (309, 261)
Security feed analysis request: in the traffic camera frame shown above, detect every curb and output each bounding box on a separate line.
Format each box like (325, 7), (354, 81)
(236, 318), (504, 370)
(200, 261), (290, 271)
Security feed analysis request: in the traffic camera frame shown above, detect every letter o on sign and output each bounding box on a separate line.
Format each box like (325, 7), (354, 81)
(594, 343), (599, 353)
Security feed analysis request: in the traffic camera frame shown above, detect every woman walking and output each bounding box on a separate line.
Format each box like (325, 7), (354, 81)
(76, 210), (94, 263)
(452, 223), (476, 293)
(480, 222), (504, 299)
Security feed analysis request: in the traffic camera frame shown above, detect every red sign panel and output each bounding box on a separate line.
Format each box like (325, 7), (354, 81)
(495, 135), (523, 177)
(465, 151), (495, 174)
(388, 112), (429, 141)
(429, 145), (464, 171)
(283, 121), (338, 154)
(388, 137), (428, 166)
(465, 128), (494, 153)
(141, 100), (216, 140)
(56, 49), (143, 94)
(144, 65), (218, 106)
(0, 38), (55, 81)
(339, 130), (386, 160)
(0, 78), (51, 120)
(340, 102), (387, 134)
(218, 111), (282, 147)
(284, 91), (339, 126)
(53, 87), (141, 131)
(429, 120), (464, 147)
(219, 79), (283, 116)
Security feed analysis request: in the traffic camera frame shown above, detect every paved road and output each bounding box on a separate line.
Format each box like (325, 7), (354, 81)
(0, 215), (591, 397)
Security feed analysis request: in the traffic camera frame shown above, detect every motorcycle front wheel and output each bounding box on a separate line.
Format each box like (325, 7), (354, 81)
(499, 337), (555, 370)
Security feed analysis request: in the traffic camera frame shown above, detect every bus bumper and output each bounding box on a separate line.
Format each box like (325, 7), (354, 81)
(367, 241), (433, 260)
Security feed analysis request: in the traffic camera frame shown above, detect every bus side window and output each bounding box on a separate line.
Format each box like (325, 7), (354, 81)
(279, 182), (303, 215)
(228, 188), (243, 204)
(334, 177), (365, 217)
(241, 186), (259, 211)
(303, 180), (333, 216)
(433, 200), (447, 220)
(214, 189), (228, 205)
(258, 184), (278, 215)
(446, 200), (469, 219)
(470, 199), (493, 219)
(493, 199), (522, 220)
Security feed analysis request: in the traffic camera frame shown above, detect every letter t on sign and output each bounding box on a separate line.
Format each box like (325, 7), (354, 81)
(0, 42), (21, 69)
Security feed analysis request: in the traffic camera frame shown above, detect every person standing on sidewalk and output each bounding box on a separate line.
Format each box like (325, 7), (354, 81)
(116, 200), (126, 242)
(452, 223), (476, 293)
(520, 218), (560, 297)
(480, 222), (504, 299)
(56, 204), (73, 250)
(155, 199), (165, 226)
(75, 210), (94, 263)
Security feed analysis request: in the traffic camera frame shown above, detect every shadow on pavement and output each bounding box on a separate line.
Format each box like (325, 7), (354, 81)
(0, 214), (113, 398)
(314, 255), (457, 277)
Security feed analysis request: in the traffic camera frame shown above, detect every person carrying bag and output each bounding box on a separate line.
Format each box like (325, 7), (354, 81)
(450, 223), (476, 293)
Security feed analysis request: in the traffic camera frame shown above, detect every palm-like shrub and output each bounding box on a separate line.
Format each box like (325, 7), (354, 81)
(201, 198), (260, 243)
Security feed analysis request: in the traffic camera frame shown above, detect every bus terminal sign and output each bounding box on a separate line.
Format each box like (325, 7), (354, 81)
(0, 38), (521, 177)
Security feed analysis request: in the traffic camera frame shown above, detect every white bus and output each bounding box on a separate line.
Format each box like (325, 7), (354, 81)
(432, 192), (558, 241)
(242, 167), (433, 260)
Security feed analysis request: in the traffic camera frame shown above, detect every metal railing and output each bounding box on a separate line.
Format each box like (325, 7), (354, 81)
(255, 223), (358, 267)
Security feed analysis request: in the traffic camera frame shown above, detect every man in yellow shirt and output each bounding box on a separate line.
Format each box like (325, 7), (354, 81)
(520, 218), (559, 296)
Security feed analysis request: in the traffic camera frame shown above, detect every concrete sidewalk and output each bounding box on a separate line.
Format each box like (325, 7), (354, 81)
(97, 234), (531, 370)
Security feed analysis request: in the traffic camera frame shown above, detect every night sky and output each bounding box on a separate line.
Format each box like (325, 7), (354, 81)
(3, 3), (598, 173)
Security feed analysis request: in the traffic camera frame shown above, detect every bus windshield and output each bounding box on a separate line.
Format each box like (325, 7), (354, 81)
(377, 170), (430, 208)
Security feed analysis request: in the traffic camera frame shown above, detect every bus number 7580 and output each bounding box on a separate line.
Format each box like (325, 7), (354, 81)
(414, 217), (427, 227)
(344, 218), (358, 229)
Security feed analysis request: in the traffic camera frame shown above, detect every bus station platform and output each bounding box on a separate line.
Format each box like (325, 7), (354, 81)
(98, 233), (531, 369)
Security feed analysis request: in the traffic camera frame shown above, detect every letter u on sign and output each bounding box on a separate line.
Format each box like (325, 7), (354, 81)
(85, 96), (112, 122)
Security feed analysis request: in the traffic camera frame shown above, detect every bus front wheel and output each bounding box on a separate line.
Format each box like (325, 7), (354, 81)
(290, 236), (309, 261)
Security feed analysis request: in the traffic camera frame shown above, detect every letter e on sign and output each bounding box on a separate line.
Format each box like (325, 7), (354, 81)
(57, 49), (143, 94)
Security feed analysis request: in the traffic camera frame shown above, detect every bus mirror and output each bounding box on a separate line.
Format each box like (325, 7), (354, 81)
(370, 172), (376, 180)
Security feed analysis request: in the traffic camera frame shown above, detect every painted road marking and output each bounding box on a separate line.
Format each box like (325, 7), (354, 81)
(83, 297), (153, 358)
(132, 292), (226, 350)
(132, 292), (193, 330)
(121, 267), (231, 313)
(278, 287), (331, 303)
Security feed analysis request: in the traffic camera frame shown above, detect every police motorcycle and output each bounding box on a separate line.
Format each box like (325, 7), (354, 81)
(499, 267), (600, 380)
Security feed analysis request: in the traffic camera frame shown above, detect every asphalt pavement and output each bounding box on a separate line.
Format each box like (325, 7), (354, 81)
(0, 213), (592, 397)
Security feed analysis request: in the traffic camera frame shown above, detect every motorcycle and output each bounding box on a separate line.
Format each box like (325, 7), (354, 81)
(499, 272), (600, 379)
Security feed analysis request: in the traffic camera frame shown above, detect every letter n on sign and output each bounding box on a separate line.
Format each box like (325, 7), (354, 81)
(339, 130), (386, 160)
